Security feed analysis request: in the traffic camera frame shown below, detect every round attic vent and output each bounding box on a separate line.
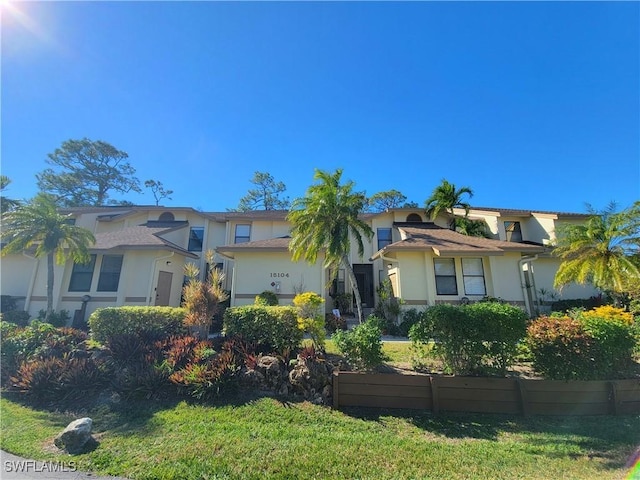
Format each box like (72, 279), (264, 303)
(158, 212), (175, 221)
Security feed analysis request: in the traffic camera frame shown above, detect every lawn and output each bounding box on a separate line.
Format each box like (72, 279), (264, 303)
(1, 393), (638, 480)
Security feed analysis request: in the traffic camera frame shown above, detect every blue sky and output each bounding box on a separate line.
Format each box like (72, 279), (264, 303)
(2, 1), (638, 213)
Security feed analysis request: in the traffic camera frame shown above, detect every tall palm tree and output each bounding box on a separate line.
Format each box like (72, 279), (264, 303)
(553, 202), (640, 294)
(424, 179), (474, 231)
(287, 169), (373, 323)
(1, 193), (95, 321)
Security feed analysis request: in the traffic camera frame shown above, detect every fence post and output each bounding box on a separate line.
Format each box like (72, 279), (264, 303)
(333, 372), (340, 409)
(609, 381), (619, 415)
(429, 375), (439, 414)
(516, 378), (530, 416)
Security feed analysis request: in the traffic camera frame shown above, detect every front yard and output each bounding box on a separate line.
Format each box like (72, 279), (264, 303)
(1, 393), (638, 480)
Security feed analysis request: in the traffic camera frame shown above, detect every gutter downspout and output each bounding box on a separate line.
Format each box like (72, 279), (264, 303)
(147, 251), (175, 306)
(518, 254), (538, 317)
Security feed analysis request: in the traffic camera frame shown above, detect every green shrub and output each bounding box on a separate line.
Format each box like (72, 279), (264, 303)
(373, 279), (403, 330)
(409, 303), (527, 376)
(37, 309), (70, 328)
(550, 297), (603, 313)
(223, 305), (302, 355)
(397, 309), (424, 338)
(527, 314), (638, 380)
(0, 295), (17, 313)
(0, 310), (30, 327)
(325, 313), (347, 334)
(254, 290), (279, 306)
(1, 322), (92, 385)
(332, 318), (387, 371)
(88, 306), (187, 343)
(293, 292), (326, 349)
(331, 293), (352, 315)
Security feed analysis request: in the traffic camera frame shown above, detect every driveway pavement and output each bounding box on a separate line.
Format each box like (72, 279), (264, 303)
(1, 451), (128, 480)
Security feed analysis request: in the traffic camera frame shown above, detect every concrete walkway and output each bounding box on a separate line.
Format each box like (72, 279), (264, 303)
(1, 450), (128, 480)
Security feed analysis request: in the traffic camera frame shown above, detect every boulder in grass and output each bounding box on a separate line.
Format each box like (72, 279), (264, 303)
(54, 417), (93, 454)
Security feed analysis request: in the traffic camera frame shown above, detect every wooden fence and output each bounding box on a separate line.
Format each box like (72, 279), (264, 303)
(332, 372), (640, 416)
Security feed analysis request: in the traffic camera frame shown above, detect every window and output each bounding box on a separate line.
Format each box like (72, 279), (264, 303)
(332, 269), (346, 295)
(69, 255), (96, 292)
(97, 255), (123, 292)
(377, 228), (392, 250)
(188, 227), (204, 251)
(434, 258), (457, 295)
(158, 212), (175, 222)
(406, 213), (422, 222)
(64, 217), (76, 225)
(234, 224), (251, 244)
(462, 258), (486, 296)
(504, 221), (522, 242)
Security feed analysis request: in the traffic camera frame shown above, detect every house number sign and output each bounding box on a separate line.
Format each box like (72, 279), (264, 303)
(270, 273), (290, 278)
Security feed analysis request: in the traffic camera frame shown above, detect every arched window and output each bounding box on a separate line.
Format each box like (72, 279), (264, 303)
(406, 213), (422, 222)
(158, 212), (175, 222)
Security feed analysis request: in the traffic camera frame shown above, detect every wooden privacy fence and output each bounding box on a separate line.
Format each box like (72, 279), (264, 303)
(332, 371), (640, 416)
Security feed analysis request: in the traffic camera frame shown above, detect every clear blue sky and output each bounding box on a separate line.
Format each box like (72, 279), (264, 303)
(2, 1), (638, 213)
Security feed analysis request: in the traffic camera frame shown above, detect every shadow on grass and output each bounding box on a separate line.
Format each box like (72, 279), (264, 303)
(339, 405), (640, 470)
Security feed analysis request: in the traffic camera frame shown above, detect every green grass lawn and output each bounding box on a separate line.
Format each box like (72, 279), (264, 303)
(2, 393), (638, 480)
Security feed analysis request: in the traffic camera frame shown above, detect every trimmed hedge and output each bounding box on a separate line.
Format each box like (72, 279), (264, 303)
(223, 305), (302, 355)
(88, 306), (187, 343)
(409, 302), (528, 376)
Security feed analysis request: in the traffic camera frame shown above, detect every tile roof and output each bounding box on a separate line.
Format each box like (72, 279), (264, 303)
(91, 225), (197, 258)
(372, 223), (544, 258)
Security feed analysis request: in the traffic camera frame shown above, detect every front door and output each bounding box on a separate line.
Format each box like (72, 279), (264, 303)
(155, 271), (173, 306)
(353, 264), (374, 307)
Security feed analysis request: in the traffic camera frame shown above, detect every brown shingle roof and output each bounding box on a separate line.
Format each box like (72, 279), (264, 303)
(216, 236), (291, 258)
(372, 223), (544, 258)
(92, 226), (197, 258)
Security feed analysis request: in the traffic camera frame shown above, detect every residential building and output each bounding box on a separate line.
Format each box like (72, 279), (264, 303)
(0, 204), (597, 325)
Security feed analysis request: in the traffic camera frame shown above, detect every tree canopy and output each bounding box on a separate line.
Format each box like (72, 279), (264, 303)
(36, 138), (141, 206)
(287, 169), (373, 323)
(145, 179), (173, 206)
(0, 175), (20, 213)
(425, 179), (474, 231)
(236, 171), (290, 211)
(366, 189), (416, 212)
(1, 193), (96, 320)
(553, 202), (640, 294)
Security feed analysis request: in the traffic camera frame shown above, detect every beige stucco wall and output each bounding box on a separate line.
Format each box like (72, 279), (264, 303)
(531, 256), (599, 300)
(486, 253), (526, 302)
(230, 251), (325, 308)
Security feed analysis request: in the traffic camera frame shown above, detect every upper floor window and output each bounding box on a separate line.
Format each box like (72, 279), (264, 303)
(188, 227), (204, 251)
(235, 224), (251, 244)
(462, 258), (486, 296)
(377, 228), (392, 250)
(158, 212), (175, 222)
(434, 258), (458, 295)
(68, 255), (97, 292)
(406, 213), (422, 222)
(504, 221), (522, 242)
(97, 255), (124, 292)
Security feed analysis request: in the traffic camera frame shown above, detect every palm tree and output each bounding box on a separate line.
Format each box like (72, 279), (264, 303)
(288, 169), (373, 323)
(553, 202), (640, 294)
(454, 216), (489, 238)
(424, 179), (474, 231)
(1, 193), (95, 321)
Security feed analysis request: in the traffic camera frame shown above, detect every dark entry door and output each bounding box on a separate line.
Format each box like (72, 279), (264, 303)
(155, 271), (173, 306)
(353, 264), (374, 307)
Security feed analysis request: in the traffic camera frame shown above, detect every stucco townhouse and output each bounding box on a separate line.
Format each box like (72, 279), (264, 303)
(0, 205), (597, 325)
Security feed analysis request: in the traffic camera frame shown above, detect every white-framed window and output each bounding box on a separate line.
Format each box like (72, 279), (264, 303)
(68, 255), (96, 292)
(234, 224), (251, 244)
(462, 258), (486, 296)
(97, 255), (124, 292)
(434, 258), (458, 295)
